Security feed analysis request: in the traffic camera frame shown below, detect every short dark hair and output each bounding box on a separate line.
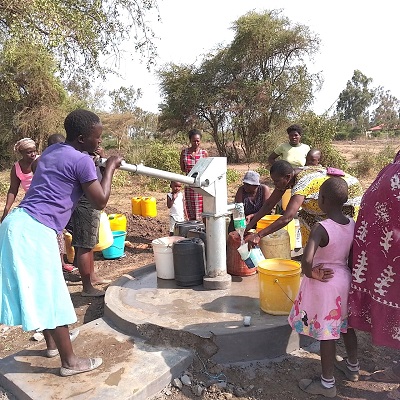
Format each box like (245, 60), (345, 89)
(188, 128), (202, 139)
(307, 148), (321, 157)
(64, 109), (101, 141)
(287, 124), (303, 136)
(47, 133), (65, 146)
(270, 160), (294, 177)
(320, 177), (348, 205)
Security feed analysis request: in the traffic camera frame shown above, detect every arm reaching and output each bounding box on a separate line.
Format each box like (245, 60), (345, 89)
(83, 155), (123, 210)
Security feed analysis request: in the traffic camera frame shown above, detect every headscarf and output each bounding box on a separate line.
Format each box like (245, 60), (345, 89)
(14, 138), (36, 154)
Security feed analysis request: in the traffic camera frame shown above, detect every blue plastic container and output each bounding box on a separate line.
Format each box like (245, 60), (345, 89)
(102, 230), (126, 259)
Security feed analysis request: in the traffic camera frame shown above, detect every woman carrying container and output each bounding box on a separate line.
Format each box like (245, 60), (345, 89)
(246, 160), (363, 248)
(180, 129), (208, 221)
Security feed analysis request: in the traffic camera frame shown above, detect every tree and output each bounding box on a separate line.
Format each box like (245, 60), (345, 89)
(0, 0), (159, 77)
(299, 112), (347, 169)
(371, 88), (400, 131)
(158, 10), (321, 162)
(0, 39), (67, 160)
(109, 86), (142, 114)
(101, 86), (158, 149)
(336, 70), (376, 133)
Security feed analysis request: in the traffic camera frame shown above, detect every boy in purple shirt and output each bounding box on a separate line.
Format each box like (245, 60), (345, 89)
(0, 109), (122, 377)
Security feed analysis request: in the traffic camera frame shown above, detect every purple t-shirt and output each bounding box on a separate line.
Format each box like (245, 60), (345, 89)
(20, 143), (98, 233)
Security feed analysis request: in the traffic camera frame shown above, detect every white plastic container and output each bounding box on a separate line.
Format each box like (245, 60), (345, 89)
(152, 236), (184, 279)
(237, 243), (265, 269)
(294, 218), (302, 249)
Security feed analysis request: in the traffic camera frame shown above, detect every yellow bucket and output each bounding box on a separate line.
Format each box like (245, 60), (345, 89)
(256, 215), (296, 250)
(257, 259), (301, 315)
(108, 213), (127, 232)
(281, 189), (291, 210)
(131, 197), (142, 215)
(93, 211), (114, 252)
(63, 231), (75, 263)
(141, 196), (157, 217)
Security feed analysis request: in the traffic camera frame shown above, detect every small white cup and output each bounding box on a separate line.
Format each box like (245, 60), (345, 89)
(243, 316), (251, 326)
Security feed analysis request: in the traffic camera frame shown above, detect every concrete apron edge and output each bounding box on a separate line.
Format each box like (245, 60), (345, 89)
(0, 317), (195, 400)
(104, 264), (302, 364)
(104, 267), (220, 361)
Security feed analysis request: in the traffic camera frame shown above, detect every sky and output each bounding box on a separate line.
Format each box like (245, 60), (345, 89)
(104, 0), (400, 115)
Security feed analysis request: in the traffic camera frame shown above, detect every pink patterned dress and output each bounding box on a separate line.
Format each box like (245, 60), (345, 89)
(348, 151), (400, 349)
(288, 218), (355, 340)
(182, 147), (207, 221)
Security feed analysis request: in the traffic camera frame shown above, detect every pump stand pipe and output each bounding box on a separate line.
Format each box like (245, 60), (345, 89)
(99, 157), (232, 290)
(99, 159), (197, 186)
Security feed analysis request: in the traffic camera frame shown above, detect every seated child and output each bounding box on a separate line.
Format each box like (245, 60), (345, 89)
(167, 181), (187, 236)
(305, 148), (322, 166)
(288, 177), (359, 398)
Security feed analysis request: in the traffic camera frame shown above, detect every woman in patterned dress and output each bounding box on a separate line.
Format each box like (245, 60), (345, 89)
(180, 129), (208, 221)
(246, 160), (363, 247)
(346, 151), (400, 397)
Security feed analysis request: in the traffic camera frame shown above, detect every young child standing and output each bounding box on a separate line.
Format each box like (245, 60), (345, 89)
(288, 177), (359, 398)
(167, 181), (187, 236)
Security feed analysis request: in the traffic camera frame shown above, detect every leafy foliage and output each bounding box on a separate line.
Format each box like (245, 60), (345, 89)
(0, 0), (159, 77)
(300, 112), (348, 169)
(336, 70), (375, 133)
(0, 39), (67, 161)
(158, 10), (321, 162)
(350, 146), (396, 178)
(226, 168), (241, 185)
(371, 87), (400, 129)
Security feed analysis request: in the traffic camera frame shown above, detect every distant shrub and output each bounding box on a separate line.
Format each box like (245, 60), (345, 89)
(350, 146), (396, 178)
(300, 112), (348, 170)
(123, 140), (181, 171)
(111, 170), (131, 189)
(0, 180), (8, 196)
(256, 166), (270, 180)
(226, 168), (240, 185)
(121, 140), (181, 191)
(139, 141), (181, 174)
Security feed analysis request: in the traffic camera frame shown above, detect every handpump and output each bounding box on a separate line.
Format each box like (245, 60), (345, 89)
(100, 157), (232, 290)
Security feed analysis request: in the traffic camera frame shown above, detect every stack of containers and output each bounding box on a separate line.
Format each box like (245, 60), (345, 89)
(102, 213), (127, 259)
(131, 196), (157, 217)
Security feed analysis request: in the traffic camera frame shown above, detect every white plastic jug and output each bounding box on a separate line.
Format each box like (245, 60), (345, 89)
(237, 243), (265, 269)
(152, 236), (184, 279)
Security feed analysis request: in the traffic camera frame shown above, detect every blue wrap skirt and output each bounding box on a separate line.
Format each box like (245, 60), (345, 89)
(0, 208), (76, 331)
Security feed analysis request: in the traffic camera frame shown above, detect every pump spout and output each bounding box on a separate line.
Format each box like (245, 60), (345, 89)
(98, 159), (195, 186)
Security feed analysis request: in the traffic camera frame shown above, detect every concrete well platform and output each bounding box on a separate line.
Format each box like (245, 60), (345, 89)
(0, 318), (193, 400)
(105, 263), (311, 364)
(0, 259), (310, 400)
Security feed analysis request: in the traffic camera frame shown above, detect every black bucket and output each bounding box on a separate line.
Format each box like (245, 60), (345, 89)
(172, 238), (206, 287)
(187, 227), (207, 251)
(174, 220), (205, 237)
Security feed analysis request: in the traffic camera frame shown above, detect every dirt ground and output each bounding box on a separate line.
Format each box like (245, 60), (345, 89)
(1, 139), (400, 400)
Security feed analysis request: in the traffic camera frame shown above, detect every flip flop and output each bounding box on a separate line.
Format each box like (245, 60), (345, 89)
(60, 357), (103, 377)
(46, 328), (80, 358)
(93, 279), (112, 285)
(81, 289), (105, 297)
(369, 367), (400, 383)
(63, 264), (78, 273)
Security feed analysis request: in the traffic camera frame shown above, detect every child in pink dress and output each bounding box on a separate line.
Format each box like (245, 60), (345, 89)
(288, 177), (359, 398)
